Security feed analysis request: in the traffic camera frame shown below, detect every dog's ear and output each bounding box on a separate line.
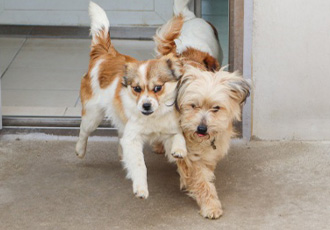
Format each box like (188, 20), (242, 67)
(203, 55), (220, 72)
(122, 62), (138, 87)
(163, 53), (183, 80)
(175, 72), (197, 111)
(218, 71), (251, 105)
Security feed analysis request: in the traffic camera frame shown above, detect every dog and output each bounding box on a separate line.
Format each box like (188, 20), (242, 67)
(75, 2), (187, 199)
(154, 0), (250, 219)
(176, 66), (250, 219)
(154, 0), (223, 72)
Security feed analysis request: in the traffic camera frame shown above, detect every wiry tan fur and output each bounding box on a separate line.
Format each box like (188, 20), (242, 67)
(175, 65), (250, 219)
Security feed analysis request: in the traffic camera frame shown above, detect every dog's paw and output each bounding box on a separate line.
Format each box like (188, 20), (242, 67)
(200, 206), (223, 219)
(75, 142), (86, 159)
(171, 149), (187, 159)
(133, 184), (149, 199)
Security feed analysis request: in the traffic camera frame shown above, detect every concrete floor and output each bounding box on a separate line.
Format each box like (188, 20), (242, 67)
(0, 136), (329, 229)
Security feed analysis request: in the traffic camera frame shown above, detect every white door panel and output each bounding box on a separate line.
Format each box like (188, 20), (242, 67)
(0, 0), (174, 26)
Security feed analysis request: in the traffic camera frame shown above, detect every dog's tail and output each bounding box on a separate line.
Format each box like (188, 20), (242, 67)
(173, 0), (195, 21)
(154, 0), (196, 56)
(154, 15), (184, 56)
(89, 2), (114, 58)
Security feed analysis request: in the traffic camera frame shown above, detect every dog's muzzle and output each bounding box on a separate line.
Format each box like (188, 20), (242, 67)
(196, 125), (208, 137)
(141, 102), (153, 115)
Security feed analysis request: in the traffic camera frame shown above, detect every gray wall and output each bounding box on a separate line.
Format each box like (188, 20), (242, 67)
(252, 0), (330, 140)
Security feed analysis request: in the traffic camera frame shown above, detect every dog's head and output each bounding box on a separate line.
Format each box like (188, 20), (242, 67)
(176, 66), (250, 141)
(122, 54), (183, 116)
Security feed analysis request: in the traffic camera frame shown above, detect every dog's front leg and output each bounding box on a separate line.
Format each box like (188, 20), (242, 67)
(177, 160), (223, 219)
(169, 132), (187, 159)
(120, 123), (148, 199)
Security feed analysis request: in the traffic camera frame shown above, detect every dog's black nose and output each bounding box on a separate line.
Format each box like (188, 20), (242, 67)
(197, 125), (208, 134)
(142, 103), (152, 111)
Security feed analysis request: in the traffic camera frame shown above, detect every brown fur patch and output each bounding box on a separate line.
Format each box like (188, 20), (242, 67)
(80, 27), (138, 117)
(98, 56), (126, 89)
(181, 48), (220, 72)
(80, 73), (92, 111)
(146, 54), (183, 82)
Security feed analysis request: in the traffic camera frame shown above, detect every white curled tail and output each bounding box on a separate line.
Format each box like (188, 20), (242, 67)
(88, 1), (112, 55)
(173, 0), (195, 20)
(89, 2), (110, 43)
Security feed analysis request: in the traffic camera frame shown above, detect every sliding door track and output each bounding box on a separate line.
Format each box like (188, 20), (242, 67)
(1, 116), (117, 136)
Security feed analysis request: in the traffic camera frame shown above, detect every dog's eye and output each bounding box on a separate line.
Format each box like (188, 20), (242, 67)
(133, 86), (142, 93)
(212, 106), (221, 112)
(191, 104), (196, 109)
(153, 85), (162, 93)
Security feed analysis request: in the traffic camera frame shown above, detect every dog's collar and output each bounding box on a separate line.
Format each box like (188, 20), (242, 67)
(210, 138), (217, 150)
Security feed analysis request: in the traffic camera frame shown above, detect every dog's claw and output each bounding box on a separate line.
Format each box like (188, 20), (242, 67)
(133, 184), (149, 199)
(171, 149), (187, 159)
(75, 143), (86, 159)
(200, 207), (223, 219)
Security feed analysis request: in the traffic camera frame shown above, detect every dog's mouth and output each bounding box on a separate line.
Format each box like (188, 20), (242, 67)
(194, 132), (210, 139)
(142, 111), (154, 116)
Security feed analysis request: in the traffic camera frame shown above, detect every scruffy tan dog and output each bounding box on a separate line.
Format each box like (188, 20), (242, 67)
(154, 0), (251, 219)
(175, 66), (250, 219)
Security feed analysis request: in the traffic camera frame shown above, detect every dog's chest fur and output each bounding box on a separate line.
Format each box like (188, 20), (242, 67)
(186, 132), (231, 165)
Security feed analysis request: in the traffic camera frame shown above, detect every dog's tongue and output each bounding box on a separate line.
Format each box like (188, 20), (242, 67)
(198, 133), (206, 137)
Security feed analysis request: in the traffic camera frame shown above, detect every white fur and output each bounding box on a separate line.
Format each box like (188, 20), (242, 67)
(138, 63), (148, 85)
(119, 81), (187, 198)
(77, 71), (188, 198)
(89, 2), (110, 43)
(90, 59), (103, 91)
(175, 18), (222, 61)
(76, 2), (187, 199)
(173, 0), (195, 21)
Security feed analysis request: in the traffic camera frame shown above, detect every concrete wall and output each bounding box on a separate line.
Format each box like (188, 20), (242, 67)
(252, 0), (330, 140)
(0, 0), (173, 26)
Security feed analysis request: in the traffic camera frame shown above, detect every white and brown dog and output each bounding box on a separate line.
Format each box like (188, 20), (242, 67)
(154, 0), (223, 71)
(154, 0), (250, 219)
(75, 2), (187, 199)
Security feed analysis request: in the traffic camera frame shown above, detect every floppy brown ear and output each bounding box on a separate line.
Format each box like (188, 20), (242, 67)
(203, 55), (220, 72)
(162, 53), (183, 80)
(219, 72), (251, 105)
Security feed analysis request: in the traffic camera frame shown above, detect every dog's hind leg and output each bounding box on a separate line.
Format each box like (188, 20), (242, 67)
(75, 105), (104, 159)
